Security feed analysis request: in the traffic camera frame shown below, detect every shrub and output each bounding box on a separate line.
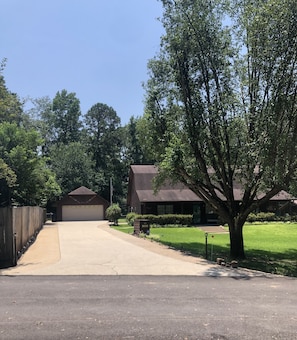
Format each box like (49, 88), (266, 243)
(247, 212), (276, 223)
(106, 204), (121, 225)
(126, 214), (193, 226)
(126, 212), (137, 226)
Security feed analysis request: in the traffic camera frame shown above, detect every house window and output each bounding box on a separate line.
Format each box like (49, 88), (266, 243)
(157, 205), (173, 215)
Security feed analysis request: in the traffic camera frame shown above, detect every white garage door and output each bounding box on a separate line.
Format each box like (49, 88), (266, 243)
(62, 205), (104, 221)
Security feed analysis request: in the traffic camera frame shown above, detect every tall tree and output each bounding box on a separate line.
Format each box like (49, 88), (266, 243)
(123, 116), (142, 165)
(145, 0), (297, 258)
(123, 116), (156, 165)
(52, 90), (82, 145)
(0, 59), (23, 125)
(25, 96), (55, 155)
(84, 103), (123, 201)
(0, 122), (60, 206)
(49, 142), (95, 196)
(0, 158), (17, 205)
(84, 103), (121, 169)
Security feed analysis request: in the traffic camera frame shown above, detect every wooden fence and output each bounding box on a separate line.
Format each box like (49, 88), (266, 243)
(0, 206), (45, 268)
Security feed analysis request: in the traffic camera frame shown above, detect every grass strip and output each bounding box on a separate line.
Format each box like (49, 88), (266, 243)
(113, 222), (297, 277)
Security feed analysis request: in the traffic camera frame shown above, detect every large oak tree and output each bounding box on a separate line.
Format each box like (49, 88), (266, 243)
(145, 0), (297, 258)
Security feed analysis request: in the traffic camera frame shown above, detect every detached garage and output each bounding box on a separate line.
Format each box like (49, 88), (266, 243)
(56, 186), (109, 221)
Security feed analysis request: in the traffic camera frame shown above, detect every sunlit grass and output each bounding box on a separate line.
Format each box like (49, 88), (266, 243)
(113, 221), (297, 276)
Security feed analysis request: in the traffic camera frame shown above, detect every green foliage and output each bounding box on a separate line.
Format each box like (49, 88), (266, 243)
(0, 68), (61, 207)
(126, 212), (137, 226)
(25, 96), (56, 154)
(144, 0), (297, 258)
(247, 212), (276, 223)
(49, 142), (95, 196)
(127, 214), (193, 226)
(246, 212), (297, 223)
(0, 122), (61, 206)
(0, 61), (131, 208)
(84, 103), (124, 202)
(106, 203), (122, 225)
(0, 60), (23, 125)
(84, 103), (121, 170)
(123, 115), (156, 165)
(0, 158), (16, 188)
(52, 90), (82, 145)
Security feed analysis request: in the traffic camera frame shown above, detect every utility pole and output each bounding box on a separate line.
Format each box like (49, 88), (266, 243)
(110, 178), (113, 205)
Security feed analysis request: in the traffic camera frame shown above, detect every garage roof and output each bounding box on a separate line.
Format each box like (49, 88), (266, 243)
(68, 186), (97, 196)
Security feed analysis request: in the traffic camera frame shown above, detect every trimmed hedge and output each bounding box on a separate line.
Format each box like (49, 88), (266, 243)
(246, 212), (297, 223)
(126, 213), (193, 226)
(247, 212), (276, 223)
(127, 211), (297, 226)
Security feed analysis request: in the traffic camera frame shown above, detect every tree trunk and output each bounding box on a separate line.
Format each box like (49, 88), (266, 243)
(229, 220), (245, 259)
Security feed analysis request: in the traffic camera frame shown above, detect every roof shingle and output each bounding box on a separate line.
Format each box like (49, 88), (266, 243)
(68, 186), (97, 196)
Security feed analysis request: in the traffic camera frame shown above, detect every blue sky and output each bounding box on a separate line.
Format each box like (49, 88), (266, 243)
(0, 0), (164, 125)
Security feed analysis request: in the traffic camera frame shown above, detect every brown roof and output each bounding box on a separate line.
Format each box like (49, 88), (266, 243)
(130, 165), (294, 203)
(131, 165), (158, 174)
(131, 165), (188, 190)
(130, 165), (202, 203)
(258, 190), (294, 201)
(136, 189), (202, 202)
(68, 186), (97, 196)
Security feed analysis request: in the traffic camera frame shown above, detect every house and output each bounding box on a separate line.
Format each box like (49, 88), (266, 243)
(127, 165), (209, 223)
(56, 186), (109, 221)
(127, 165), (295, 224)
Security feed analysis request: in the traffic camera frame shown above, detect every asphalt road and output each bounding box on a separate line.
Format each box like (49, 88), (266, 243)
(1, 221), (296, 339)
(1, 275), (297, 339)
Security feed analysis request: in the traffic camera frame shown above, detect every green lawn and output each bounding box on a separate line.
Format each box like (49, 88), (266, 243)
(113, 222), (297, 277)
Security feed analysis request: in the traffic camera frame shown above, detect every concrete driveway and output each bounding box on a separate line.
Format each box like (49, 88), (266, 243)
(1, 221), (266, 277)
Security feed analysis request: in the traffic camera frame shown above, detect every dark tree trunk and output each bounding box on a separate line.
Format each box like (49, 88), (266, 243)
(229, 220), (245, 259)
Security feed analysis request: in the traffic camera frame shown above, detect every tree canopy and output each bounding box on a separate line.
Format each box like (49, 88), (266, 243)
(0, 59), (23, 125)
(84, 103), (125, 202)
(0, 122), (60, 206)
(49, 142), (95, 196)
(1, 55), (148, 210)
(123, 115), (157, 165)
(144, 0), (297, 258)
(52, 90), (82, 145)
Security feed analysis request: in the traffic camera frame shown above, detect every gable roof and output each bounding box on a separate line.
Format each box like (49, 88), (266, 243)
(68, 186), (97, 196)
(129, 165), (202, 203)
